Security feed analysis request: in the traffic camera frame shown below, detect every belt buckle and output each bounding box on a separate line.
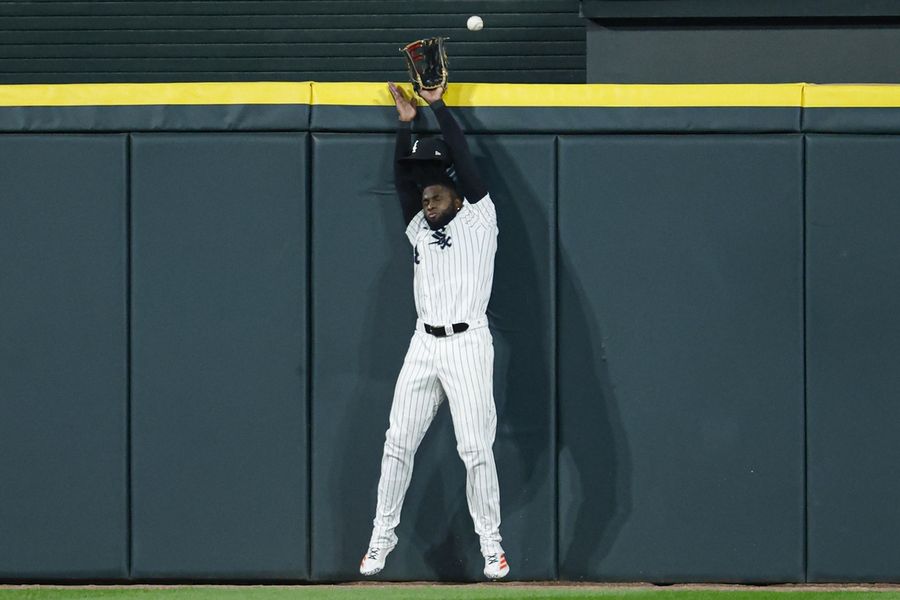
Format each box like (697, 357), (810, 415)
(425, 323), (459, 337)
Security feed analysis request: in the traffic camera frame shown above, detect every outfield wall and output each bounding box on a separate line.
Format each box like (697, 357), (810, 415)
(0, 83), (898, 583)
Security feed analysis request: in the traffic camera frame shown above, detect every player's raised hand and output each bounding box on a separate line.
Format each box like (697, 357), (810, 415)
(388, 82), (417, 122)
(418, 85), (445, 105)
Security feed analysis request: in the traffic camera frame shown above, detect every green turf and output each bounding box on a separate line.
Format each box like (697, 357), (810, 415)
(2, 587), (900, 600)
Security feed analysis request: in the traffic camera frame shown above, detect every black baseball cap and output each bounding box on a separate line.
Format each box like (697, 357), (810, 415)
(399, 137), (452, 165)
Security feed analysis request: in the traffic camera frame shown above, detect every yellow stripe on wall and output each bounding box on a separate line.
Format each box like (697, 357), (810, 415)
(310, 82), (403, 107)
(0, 82), (311, 107)
(312, 82), (804, 107)
(457, 83), (803, 107)
(804, 84), (900, 108)
(2, 81), (900, 108)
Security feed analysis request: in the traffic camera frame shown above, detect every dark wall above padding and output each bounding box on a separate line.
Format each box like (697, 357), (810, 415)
(0, 135), (128, 579)
(130, 133), (309, 580)
(587, 23), (900, 84)
(557, 134), (805, 583)
(582, 0), (900, 19)
(0, 1), (584, 84)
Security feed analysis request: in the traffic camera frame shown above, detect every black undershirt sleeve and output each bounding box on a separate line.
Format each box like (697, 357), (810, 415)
(429, 99), (489, 204)
(395, 121), (421, 226)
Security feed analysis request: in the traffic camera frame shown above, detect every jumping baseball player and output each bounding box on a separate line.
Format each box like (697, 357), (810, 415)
(359, 82), (508, 580)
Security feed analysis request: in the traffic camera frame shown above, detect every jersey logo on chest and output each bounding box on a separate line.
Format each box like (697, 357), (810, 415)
(429, 228), (452, 250)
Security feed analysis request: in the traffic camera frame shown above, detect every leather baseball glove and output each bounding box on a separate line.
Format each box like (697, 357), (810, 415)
(400, 37), (449, 92)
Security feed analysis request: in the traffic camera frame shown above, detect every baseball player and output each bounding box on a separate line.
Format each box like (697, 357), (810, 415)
(359, 82), (508, 580)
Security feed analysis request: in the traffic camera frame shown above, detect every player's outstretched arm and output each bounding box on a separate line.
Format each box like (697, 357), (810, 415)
(389, 82), (422, 225)
(419, 87), (489, 204)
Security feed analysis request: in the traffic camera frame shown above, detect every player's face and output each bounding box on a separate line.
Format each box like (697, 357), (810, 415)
(422, 184), (461, 226)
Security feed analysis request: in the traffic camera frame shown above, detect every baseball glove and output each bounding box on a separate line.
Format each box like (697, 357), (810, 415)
(400, 37), (449, 92)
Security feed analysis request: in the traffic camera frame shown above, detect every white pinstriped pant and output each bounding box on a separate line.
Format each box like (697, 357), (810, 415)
(368, 325), (503, 556)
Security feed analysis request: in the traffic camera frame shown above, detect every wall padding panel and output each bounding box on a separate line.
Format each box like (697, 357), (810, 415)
(0, 135), (128, 578)
(310, 133), (556, 581)
(557, 135), (804, 582)
(806, 135), (900, 582)
(130, 133), (308, 579)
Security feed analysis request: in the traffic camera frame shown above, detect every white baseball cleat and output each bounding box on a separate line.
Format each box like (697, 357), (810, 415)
(483, 552), (510, 579)
(359, 546), (392, 576)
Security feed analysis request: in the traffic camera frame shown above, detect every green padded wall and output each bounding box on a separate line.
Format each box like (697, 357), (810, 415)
(806, 135), (900, 582)
(130, 133), (309, 579)
(0, 135), (128, 579)
(557, 135), (805, 582)
(4, 91), (900, 583)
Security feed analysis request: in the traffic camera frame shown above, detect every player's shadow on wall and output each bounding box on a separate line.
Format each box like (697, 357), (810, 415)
(482, 137), (556, 580)
(557, 250), (632, 579)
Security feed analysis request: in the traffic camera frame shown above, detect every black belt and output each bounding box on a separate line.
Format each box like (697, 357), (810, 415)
(424, 322), (469, 337)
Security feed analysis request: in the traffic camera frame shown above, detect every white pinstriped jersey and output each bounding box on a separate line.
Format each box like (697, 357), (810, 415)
(369, 191), (505, 560)
(405, 193), (497, 325)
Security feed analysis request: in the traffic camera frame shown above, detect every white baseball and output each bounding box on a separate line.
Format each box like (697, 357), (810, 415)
(467, 15), (484, 31)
